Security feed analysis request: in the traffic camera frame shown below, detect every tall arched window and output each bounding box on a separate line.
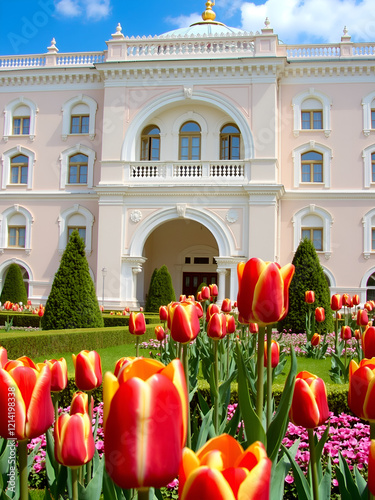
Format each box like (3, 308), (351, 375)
(367, 272), (375, 301)
(10, 155), (28, 184)
(220, 124), (240, 160)
(179, 122), (201, 160)
(141, 125), (160, 161)
(301, 151), (323, 183)
(68, 154), (88, 184)
(13, 105), (31, 135)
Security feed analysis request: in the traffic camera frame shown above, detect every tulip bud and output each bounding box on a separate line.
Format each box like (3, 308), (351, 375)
(357, 309), (369, 326)
(305, 291), (315, 304)
(249, 322), (259, 334)
(363, 326), (375, 358)
(354, 329), (361, 341)
(155, 325), (166, 342)
(315, 307), (325, 323)
(341, 325), (352, 341)
(72, 350), (102, 391)
(225, 314), (236, 334)
(70, 391), (89, 415)
(179, 295), (186, 302)
(196, 291), (202, 301)
(206, 303), (220, 322)
(45, 358), (68, 392)
(55, 413), (95, 468)
(167, 301), (200, 344)
(129, 312), (146, 336)
(264, 340), (280, 368)
(352, 294), (360, 306)
(200, 286), (210, 301)
(221, 298), (232, 313)
(114, 356), (135, 378)
(348, 358), (375, 421)
(365, 301), (374, 311)
(159, 306), (168, 322)
(331, 294), (342, 311)
(342, 293), (352, 307)
(207, 313), (227, 340)
(209, 284), (218, 297)
(311, 333), (321, 346)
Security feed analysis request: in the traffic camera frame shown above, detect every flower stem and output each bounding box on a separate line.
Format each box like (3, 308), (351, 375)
(136, 336), (140, 357)
(266, 327), (272, 430)
(308, 428), (320, 500)
(18, 439), (28, 500)
(213, 339), (219, 435)
(86, 390), (93, 484)
(52, 392), (59, 422)
(72, 468), (78, 500)
(256, 326), (265, 421)
(226, 334), (230, 379)
(138, 488), (150, 500)
(182, 343), (191, 448)
(334, 313), (339, 355)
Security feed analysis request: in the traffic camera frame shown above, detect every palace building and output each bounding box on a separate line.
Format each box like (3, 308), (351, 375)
(1, 2), (375, 308)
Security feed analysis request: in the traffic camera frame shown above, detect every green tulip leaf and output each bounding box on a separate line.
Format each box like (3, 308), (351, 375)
(102, 467), (131, 500)
(353, 466), (367, 497)
(195, 407), (215, 451)
(318, 457), (332, 500)
(270, 439), (300, 500)
(335, 453), (365, 500)
(267, 347), (297, 462)
(77, 458), (104, 500)
(235, 342), (266, 447)
(282, 445), (312, 500)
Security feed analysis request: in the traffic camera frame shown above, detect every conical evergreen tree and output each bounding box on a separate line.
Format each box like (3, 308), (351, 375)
(0, 263), (28, 304)
(278, 238), (334, 334)
(41, 230), (104, 330)
(145, 265), (176, 312)
(145, 268), (158, 312)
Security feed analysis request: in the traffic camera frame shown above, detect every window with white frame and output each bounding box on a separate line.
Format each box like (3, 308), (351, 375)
(60, 145), (95, 189)
(61, 95), (97, 141)
(1, 147), (35, 189)
(362, 144), (375, 188)
(362, 208), (375, 258)
(179, 122), (201, 160)
(140, 125), (160, 161)
(58, 205), (94, 255)
(220, 124), (241, 160)
(362, 92), (375, 136)
(3, 98), (38, 141)
(293, 142), (332, 188)
(292, 89), (331, 137)
(0, 205), (33, 253)
(293, 205), (333, 258)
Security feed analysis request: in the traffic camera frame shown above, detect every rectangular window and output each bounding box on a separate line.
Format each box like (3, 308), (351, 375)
(301, 164), (311, 182)
(302, 228), (323, 251)
(13, 117), (30, 135)
(194, 257), (210, 264)
(301, 111), (322, 130)
(372, 153), (375, 182)
(372, 228), (375, 250)
(372, 110), (375, 129)
(70, 115), (89, 134)
(8, 226), (26, 248)
(313, 163), (323, 183)
(68, 227), (86, 243)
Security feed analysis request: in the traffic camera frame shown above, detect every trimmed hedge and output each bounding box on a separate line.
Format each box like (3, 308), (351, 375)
(0, 324), (157, 359)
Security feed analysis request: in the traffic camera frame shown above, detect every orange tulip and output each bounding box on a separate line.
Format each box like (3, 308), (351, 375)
(289, 371), (329, 429)
(113, 356), (135, 378)
(167, 301), (201, 344)
(311, 333), (321, 346)
(178, 435), (271, 500)
(72, 350), (102, 391)
(348, 358), (375, 421)
(363, 326), (375, 358)
(357, 309), (369, 326)
(237, 258), (294, 326)
(305, 290), (315, 304)
(315, 307), (325, 323)
(0, 361), (54, 440)
(225, 314), (236, 334)
(104, 358), (187, 489)
(221, 299), (232, 313)
(55, 412), (95, 468)
(341, 325), (352, 341)
(45, 358), (68, 392)
(207, 313), (227, 340)
(330, 294), (342, 311)
(264, 340), (279, 368)
(129, 311), (146, 336)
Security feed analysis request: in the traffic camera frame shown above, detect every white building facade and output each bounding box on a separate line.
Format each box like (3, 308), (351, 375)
(1, 3), (375, 309)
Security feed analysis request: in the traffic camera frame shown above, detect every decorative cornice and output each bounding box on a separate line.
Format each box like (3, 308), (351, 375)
(283, 189), (375, 200)
(0, 70), (102, 88)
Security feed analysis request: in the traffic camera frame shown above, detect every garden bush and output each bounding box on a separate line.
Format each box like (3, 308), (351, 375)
(145, 265), (176, 312)
(0, 263), (28, 304)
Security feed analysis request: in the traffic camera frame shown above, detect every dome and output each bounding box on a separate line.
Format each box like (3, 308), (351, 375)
(159, 1), (246, 38)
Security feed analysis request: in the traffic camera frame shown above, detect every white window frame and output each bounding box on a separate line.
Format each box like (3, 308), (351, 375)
(292, 205), (333, 259)
(362, 207), (375, 259)
(3, 97), (38, 142)
(292, 142), (332, 188)
(0, 205), (33, 254)
(292, 88), (332, 137)
(59, 144), (95, 189)
(61, 95), (97, 141)
(363, 144), (375, 188)
(1, 146), (35, 190)
(362, 91), (375, 136)
(172, 112), (208, 161)
(58, 204), (94, 256)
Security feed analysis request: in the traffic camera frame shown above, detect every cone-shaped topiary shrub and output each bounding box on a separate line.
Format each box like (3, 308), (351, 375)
(41, 230), (104, 330)
(0, 263), (28, 304)
(278, 238), (334, 334)
(145, 265), (176, 312)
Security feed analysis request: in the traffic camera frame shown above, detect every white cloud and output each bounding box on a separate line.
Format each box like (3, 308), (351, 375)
(55, 0), (81, 17)
(165, 13), (204, 29)
(240, 0), (375, 43)
(54, 0), (111, 21)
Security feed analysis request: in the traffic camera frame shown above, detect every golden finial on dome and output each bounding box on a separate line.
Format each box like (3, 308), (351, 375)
(202, 1), (216, 22)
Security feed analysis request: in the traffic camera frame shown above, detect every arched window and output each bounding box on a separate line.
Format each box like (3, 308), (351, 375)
(292, 89), (331, 137)
(58, 205), (94, 255)
(362, 91), (375, 136)
(13, 105), (30, 135)
(220, 124), (240, 160)
(70, 104), (90, 134)
(68, 154), (88, 184)
(8, 212), (26, 248)
(363, 145), (375, 188)
(179, 122), (201, 160)
(0, 205), (33, 253)
(10, 155), (28, 184)
(61, 95), (97, 140)
(293, 205), (333, 258)
(141, 125), (160, 161)
(3, 97), (38, 141)
(367, 272), (375, 301)
(301, 99), (323, 130)
(301, 151), (323, 183)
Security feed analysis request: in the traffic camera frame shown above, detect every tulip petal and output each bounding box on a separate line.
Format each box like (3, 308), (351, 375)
(237, 457), (272, 500)
(180, 466), (236, 500)
(348, 366), (374, 419)
(178, 448), (200, 496)
(0, 368), (26, 439)
(309, 377), (329, 426)
(197, 434), (244, 469)
(221, 467), (248, 498)
(118, 357), (165, 384)
(290, 378), (320, 428)
(26, 365), (54, 439)
(253, 263), (284, 325)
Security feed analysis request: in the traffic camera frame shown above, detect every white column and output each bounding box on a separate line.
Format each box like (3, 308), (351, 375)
(121, 256), (147, 309)
(216, 268), (227, 305)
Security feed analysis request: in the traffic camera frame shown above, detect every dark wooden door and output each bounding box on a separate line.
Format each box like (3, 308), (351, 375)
(182, 272), (217, 297)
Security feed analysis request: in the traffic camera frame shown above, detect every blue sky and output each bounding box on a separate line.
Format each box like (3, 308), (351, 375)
(0, 0), (374, 56)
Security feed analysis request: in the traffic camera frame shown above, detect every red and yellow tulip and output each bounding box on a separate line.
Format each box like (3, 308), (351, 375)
(305, 290), (315, 304)
(225, 314), (236, 334)
(357, 309), (369, 326)
(311, 333), (321, 346)
(315, 307), (325, 323)
(348, 358), (375, 421)
(0, 360), (54, 440)
(206, 303), (220, 322)
(221, 299), (232, 313)
(104, 358), (188, 489)
(289, 371), (329, 429)
(55, 412), (95, 468)
(207, 313), (227, 340)
(155, 325), (166, 341)
(72, 350), (102, 391)
(0, 347), (7, 368)
(237, 258), (294, 326)
(363, 326), (375, 358)
(178, 434), (271, 500)
(129, 311), (146, 336)
(45, 358), (68, 392)
(331, 294), (342, 311)
(167, 301), (201, 344)
(263, 340), (279, 368)
(341, 325), (352, 341)
(70, 391), (89, 415)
